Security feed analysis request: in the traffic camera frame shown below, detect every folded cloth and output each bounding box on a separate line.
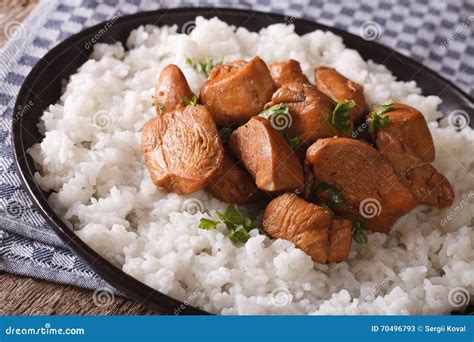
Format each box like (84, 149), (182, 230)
(0, 0), (471, 291)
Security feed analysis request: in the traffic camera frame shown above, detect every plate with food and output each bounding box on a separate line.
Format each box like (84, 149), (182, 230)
(12, 8), (473, 315)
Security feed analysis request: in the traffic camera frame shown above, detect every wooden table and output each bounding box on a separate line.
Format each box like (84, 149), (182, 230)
(0, 0), (154, 315)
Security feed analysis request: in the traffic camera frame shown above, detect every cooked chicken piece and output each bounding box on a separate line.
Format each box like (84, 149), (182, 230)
(207, 154), (262, 204)
(262, 193), (332, 263)
(264, 82), (353, 146)
(229, 116), (304, 193)
(142, 104), (224, 194)
(327, 219), (352, 263)
(375, 130), (454, 207)
(200, 56), (274, 126)
(314, 66), (368, 123)
(306, 138), (417, 233)
(371, 103), (435, 162)
(154, 64), (194, 115)
(302, 159), (316, 201)
(269, 59), (310, 88)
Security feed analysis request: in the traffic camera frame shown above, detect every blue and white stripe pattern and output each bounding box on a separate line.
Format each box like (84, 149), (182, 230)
(0, 0), (472, 291)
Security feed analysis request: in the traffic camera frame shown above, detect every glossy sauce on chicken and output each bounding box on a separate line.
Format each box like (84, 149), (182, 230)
(229, 116), (304, 193)
(143, 58), (456, 266)
(315, 66), (368, 123)
(306, 137), (417, 233)
(200, 56), (274, 126)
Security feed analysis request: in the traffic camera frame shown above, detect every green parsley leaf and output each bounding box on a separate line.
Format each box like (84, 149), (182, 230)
(186, 57), (222, 77)
(259, 103), (290, 120)
(282, 133), (302, 150)
(156, 102), (164, 115)
(198, 218), (219, 230)
(323, 100), (355, 135)
(368, 101), (393, 134)
(318, 182), (345, 210)
(352, 219), (368, 244)
(229, 225), (251, 243)
(183, 95), (198, 106)
(219, 127), (233, 145)
(199, 204), (256, 243)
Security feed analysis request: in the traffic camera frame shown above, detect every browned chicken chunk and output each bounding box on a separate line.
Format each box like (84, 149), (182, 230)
(306, 138), (417, 233)
(372, 103), (435, 162)
(314, 66), (368, 123)
(154, 64), (194, 115)
(142, 104), (224, 194)
(207, 154), (262, 204)
(327, 219), (352, 263)
(262, 193), (332, 263)
(374, 130), (454, 207)
(200, 56), (274, 126)
(264, 82), (354, 146)
(269, 59), (310, 89)
(229, 116), (304, 193)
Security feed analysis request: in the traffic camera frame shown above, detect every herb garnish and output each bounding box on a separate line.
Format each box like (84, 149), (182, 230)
(198, 218), (219, 230)
(319, 182), (345, 210)
(285, 135), (302, 150)
(259, 103), (289, 120)
(352, 219), (368, 244)
(323, 100), (355, 135)
(198, 204), (257, 243)
(158, 102), (165, 114)
(368, 101), (393, 134)
(186, 57), (222, 77)
(259, 104), (301, 149)
(183, 95), (198, 106)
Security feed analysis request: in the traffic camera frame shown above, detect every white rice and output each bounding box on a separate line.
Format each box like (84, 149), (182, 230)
(28, 17), (474, 315)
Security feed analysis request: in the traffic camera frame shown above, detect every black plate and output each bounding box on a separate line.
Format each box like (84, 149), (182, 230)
(12, 8), (474, 315)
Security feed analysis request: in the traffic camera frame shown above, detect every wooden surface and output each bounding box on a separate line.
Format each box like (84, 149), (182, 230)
(0, 0), (155, 315)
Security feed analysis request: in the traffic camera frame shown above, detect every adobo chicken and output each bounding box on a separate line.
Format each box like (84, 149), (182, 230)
(306, 137), (418, 233)
(369, 103), (454, 207)
(207, 154), (262, 204)
(200, 56), (274, 126)
(229, 116), (304, 193)
(142, 57), (455, 265)
(154, 64), (194, 115)
(314, 66), (368, 123)
(269, 59), (310, 89)
(264, 81), (353, 146)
